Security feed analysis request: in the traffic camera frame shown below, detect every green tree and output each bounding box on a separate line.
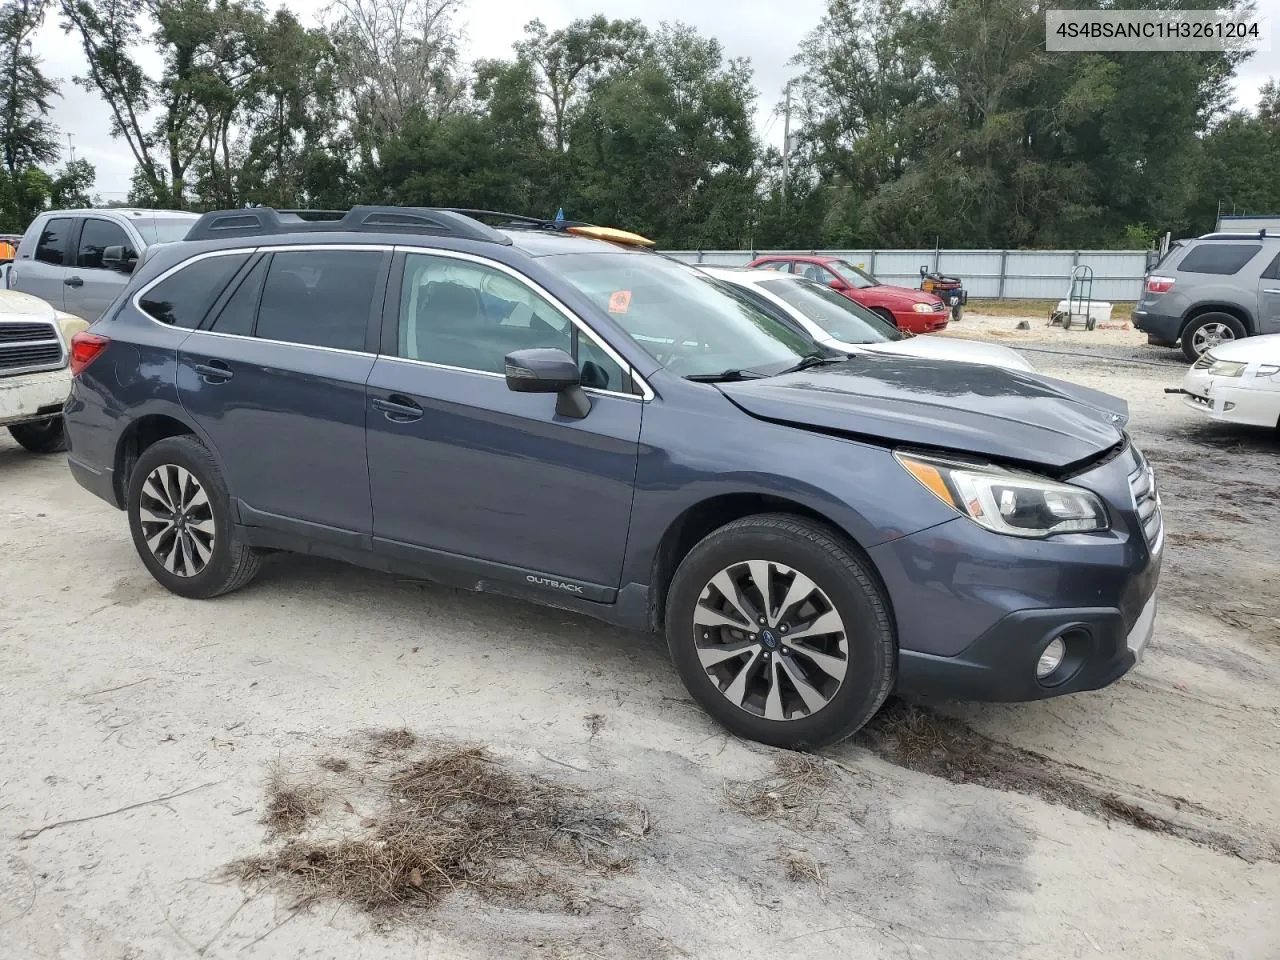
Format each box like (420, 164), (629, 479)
(0, 0), (60, 177)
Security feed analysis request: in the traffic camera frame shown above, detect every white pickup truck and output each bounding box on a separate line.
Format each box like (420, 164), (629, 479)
(0, 290), (88, 452)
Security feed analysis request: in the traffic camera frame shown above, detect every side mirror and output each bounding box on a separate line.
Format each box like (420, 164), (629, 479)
(828, 277), (848, 291)
(504, 347), (590, 419)
(102, 245), (137, 273)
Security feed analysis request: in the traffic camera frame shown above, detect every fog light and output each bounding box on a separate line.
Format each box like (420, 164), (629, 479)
(1037, 637), (1066, 679)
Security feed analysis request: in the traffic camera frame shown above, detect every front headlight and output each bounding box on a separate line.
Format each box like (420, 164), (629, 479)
(911, 303), (934, 313)
(1207, 358), (1246, 378)
(895, 450), (1109, 538)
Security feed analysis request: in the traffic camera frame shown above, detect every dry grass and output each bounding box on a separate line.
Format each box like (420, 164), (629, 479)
(234, 744), (648, 917)
(723, 754), (833, 822)
(263, 772), (327, 837)
(368, 728), (417, 754)
(775, 847), (823, 885)
(969, 298), (1135, 321)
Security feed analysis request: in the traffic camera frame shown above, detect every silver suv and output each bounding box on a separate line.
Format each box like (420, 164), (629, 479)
(1135, 231), (1280, 361)
(8, 209), (199, 321)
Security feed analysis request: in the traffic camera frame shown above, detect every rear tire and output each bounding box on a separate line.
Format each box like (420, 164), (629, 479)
(665, 514), (895, 750)
(8, 417), (66, 453)
(1181, 313), (1245, 362)
(126, 435), (261, 599)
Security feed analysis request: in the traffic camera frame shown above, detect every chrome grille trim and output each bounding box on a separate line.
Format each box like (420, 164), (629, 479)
(0, 320), (65, 376)
(1127, 446), (1163, 551)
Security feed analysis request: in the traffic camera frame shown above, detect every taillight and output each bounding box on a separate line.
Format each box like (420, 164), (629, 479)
(69, 332), (109, 376)
(1145, 275), (1175, 294)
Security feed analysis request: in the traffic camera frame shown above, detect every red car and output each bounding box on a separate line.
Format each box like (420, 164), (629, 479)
(747, 255), (949, 334)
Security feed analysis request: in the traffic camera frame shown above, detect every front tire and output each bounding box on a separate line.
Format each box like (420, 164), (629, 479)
(1181, 313), (1245, 361)
(665, 514), (895, 749)
(126, 435), (261, 599)
(8, 417), (66, 453)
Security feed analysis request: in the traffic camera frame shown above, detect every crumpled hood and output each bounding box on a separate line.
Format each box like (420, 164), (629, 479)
(718, 354), (1129, 471)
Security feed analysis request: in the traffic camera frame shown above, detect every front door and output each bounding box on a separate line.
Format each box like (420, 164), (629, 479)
(68, 217), (138, 320)
(365, 251), (643, 595)
(174, 246), (390, 541)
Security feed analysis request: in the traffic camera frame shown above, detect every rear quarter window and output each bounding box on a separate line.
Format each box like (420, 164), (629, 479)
(138, 253), (250, 328)
(1175, 244), (1262, 275)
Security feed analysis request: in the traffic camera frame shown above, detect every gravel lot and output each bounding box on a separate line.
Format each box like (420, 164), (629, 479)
(2, 319), (1278, 960)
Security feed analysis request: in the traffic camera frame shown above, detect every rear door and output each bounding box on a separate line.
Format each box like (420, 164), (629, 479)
(67, 217), (140, 320)
(10, 216), (74, 309)
(1259, 250), (1280, 335)
(174, 245), (389, 542)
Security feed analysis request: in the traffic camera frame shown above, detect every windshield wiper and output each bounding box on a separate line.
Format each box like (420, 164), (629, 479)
(777, 354), (846, 375)
(683, 369), (770, 383)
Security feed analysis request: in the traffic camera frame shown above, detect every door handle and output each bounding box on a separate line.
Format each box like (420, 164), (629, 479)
(194, 361), (233, 382)
(64, 276), (84, 288)
(1264, 288), (1280, 295)
(372, 395), (423, 422)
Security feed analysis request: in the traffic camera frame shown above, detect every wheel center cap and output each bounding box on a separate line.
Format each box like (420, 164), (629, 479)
(759, 629), (780, 650)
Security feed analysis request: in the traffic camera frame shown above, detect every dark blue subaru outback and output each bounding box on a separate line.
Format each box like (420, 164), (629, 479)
(62, 207), (1162, 748)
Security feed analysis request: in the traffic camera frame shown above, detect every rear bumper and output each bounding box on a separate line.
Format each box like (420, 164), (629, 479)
(0, 368), (70, 427)
(897, 592), (1157, 702)
(1132, 308), (1182, 343)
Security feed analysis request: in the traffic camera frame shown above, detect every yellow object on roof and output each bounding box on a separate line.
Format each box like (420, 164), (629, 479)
(565, 225), (655, 248)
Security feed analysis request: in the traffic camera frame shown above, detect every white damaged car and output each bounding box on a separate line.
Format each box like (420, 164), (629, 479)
(1174, 333), (1280, 430)
(698, 266), (1035, 372)
(0, 290), (89, 452)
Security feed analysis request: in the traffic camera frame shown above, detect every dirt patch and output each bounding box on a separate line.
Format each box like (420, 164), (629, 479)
(263, 772), (327, 837)
(723, 753), (833, 822)
(317, 757), (350, 774)
(857, 701), (1280, 863)
(1206, 509), (1250, 524)
(584, 714), (605, 739)
(234, 743), (649, 918)
(1165, 531), (1228, 547)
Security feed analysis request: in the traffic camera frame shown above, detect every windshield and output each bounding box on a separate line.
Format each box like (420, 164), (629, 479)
(760, 278), (903, 343)
(828, 260), (880, 289)
(135, 217), (198, 245)
(554, 253), (818, 377)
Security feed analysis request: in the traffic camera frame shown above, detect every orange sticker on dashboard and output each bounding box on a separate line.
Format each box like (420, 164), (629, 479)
(608, 290), (632, 314)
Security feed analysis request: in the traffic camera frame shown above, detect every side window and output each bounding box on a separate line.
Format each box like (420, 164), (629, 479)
(139, 253), (250, 328)
(1262, 251), (1280, 281)
(399, 253), (629, 391)
(207, 257), (267, 336)
(798, 262), (828, 282)
(256, 250), (380, 351)
(35, 218), (72, 266)
(1176, 244), (1263, 275)
(77, 219), (134, 269)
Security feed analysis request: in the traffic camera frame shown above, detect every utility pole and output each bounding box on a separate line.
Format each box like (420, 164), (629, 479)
(66, 134), (75, 165)
(781, 81), (792, 214)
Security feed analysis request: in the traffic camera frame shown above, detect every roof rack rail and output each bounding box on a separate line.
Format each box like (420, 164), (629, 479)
(440, 208), (593, 231)
(182, 205), (515, 245)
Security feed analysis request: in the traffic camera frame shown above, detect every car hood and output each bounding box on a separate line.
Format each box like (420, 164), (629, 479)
(1203, 333), (1280, 365)
(871, 285), (940, 305)
(857, 335), (1034, 372)
(718, 355), (1128, 470)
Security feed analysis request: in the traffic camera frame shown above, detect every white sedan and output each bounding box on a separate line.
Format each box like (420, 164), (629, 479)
(1177, 333), (1280, 429)
(699, 266), (1035, 372)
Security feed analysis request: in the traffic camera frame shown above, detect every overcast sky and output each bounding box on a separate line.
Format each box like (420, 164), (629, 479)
(30, 0), (1279, 199)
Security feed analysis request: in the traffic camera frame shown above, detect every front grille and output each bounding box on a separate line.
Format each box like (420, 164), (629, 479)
(1127, 447), (1162, 550)
(0, 320), (63, 374)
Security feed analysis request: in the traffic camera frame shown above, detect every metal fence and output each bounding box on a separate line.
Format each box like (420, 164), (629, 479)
(665, 249), (1149, 302)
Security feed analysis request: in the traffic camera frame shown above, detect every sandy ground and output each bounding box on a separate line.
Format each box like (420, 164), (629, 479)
(2, 321), (1278, 960)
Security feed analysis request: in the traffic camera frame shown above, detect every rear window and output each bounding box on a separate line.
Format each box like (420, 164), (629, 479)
(138, 253), (249, 327)
(1176, 243), (1262, 275)
(760, 278), (902, 343)
(134, 217), (199, 245)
